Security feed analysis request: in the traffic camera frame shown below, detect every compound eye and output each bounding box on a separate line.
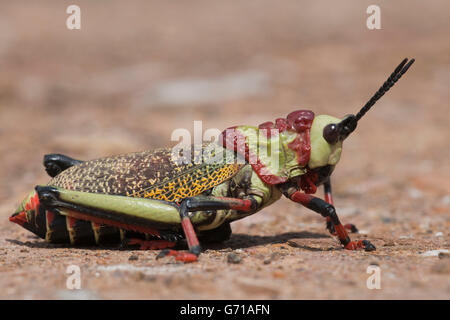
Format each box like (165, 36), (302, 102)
(323, 123), (339, 144)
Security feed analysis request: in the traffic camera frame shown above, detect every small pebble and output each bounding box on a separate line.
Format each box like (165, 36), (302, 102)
(438, 252), (450, 259)
(272, 271), (285, 278)
(421, 249), (449, 257)
(440, 195), (450, 206)
(128, 254), (139, 261)
(263, 259), (271, 265)
(381, 217), (393, 224)
(435, 232), (443, 237)
(227, 253), (242, 264)
(287, 240), (302, 248)
(270, 252), (282, 260)
(407, 188), (423, 199)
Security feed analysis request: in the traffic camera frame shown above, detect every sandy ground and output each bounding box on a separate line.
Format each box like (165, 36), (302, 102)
(0, 1), (449, 299)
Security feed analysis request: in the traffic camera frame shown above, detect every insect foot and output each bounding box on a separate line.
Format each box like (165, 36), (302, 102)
(344, 240), (376, 252)
(344, 223), (359, 233)
(156, 249), (198, 263)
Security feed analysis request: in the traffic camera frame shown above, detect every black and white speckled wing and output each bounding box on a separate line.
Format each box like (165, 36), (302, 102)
(49, 144), (243, 203)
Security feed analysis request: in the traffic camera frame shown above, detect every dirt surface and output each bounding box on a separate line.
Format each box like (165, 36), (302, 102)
(0, 1), (449, 299)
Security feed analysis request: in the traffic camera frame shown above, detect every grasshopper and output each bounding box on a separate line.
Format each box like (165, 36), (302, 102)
(10, 58), (414, 262)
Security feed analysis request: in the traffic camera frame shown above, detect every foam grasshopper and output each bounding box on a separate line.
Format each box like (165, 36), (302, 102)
(10, 58), (414, 262)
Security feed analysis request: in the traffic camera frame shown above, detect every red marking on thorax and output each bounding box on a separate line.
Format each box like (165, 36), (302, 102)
(286, 110), (314, 167)
(221, 110), (314, 185)
(220, 127), (288, 185)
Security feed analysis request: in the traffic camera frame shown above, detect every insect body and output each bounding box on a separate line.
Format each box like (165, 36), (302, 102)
(10, 58), (415, 262)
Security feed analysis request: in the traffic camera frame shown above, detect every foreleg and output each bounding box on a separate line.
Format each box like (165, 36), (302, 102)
(288, 190), (375, 251)
(324, 178), (358, 235)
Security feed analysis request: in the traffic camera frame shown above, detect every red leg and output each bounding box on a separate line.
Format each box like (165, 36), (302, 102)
(324, 179), (358, 235)
(289, 190), (375, 251)
(127, 238), (176, 250)
(157, 249), (198, 263)
(157, 196), (258, 263)
(155, 216), (200, 263)
(156, 200), (202, 263)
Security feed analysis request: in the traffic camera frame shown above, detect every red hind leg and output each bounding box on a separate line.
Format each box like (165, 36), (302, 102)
(156, 249), (198, 263)
(126, 238), (176, 250)
(154, 217), (200, 263)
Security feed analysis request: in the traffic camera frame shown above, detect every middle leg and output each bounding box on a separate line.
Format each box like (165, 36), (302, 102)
(157, 196), (257, 262)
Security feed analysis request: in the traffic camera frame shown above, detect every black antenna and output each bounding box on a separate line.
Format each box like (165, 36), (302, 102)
(355, 58), (415, 122)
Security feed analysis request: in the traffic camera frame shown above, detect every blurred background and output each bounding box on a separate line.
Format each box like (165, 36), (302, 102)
(0, 0), (448, 299)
